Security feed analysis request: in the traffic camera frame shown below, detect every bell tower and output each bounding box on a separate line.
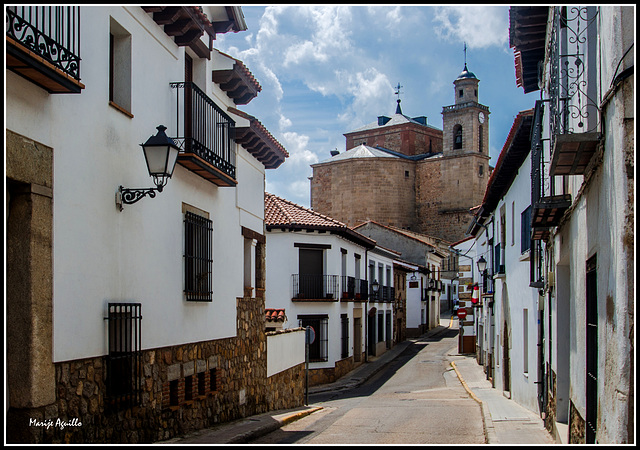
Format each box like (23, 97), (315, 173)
(442, 44), (490, 157)
(414, 44), (491, 242)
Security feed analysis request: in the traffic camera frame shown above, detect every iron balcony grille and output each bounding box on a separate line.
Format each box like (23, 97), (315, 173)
(170, 81), (236, 182)
(6, 6), (81, 81)
(106, 303), (142, 412)
(548, 7), (600, 162)
(293, 274), (339, 300)
(341, 276), (369, 300)
(184, 211), (213, 302)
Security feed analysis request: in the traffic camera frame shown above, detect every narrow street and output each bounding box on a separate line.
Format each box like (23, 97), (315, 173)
(249, 324), (486, 444)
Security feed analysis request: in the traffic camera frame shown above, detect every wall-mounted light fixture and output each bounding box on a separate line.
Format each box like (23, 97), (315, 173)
(372, 280), (380, 293)
(476, 256), (487, 273)
(116, 125), (180, 211)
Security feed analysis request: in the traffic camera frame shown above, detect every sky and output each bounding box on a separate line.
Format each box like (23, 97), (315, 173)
(215, 5), (541, 208)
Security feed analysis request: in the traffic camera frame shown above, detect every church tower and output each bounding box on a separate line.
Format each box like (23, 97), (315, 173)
(414, 53), (491, 242)
(442, 63), (490, 158)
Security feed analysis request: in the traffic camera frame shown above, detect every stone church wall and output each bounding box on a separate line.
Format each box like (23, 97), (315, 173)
(345, 123), (442, 157)
(311, 158), (417, 229)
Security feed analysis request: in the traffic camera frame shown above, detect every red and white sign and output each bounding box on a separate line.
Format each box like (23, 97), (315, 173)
(471, 285), (480, 304)
(457, 308), (467, 320)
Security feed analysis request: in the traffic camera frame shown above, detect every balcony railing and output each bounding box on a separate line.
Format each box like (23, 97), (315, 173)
(340, 276), (369, 301)
(548, 6), (600, 177)
(292, 274), (339, 300)
(6, 6), (83, 93)
(531, 100), (572, 239)
(170, 81), (236, 187)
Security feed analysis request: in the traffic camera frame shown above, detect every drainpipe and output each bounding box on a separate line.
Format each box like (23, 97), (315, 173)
(364, 248), (369, 363)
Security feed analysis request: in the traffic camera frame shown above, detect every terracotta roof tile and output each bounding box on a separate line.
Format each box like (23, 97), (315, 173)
(265, 192), (349, 229)
(265, 308), (287, 322)
(265, 193), (376, 248)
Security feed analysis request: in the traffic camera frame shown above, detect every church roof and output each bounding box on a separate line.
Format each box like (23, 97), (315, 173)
(346, 112), (441, 135)
(314, 144), (399, 164)
(314, 144), (440, 165)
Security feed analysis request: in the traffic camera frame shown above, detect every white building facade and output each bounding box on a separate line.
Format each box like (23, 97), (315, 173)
(6, 6), (296, 444)
(264, 193), (381, 385)
(506, 6), (634, 444)
(468, 110), (541, 413)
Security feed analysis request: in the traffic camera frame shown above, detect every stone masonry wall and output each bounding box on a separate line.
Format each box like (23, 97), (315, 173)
(7, 295), (305, 444)
(311, 158), (416, 229)
(345, 123), (443, 157)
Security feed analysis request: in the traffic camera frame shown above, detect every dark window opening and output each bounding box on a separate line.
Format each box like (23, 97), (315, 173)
(198, 372), (206, 396)
(185, 375), (193, 401)
(106, 303), (141, 412)
(459, 89), (463, 98)
(341, 314), (349, 359)
(453, 125), (463, 150)
(521, 206), (532, 253)
(184, 211), (213, 302)
(299, 316), (328, 362)
(169, 379), (179, 406)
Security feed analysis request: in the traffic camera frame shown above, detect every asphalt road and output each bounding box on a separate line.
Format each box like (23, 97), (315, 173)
(249, 327), (486, 444)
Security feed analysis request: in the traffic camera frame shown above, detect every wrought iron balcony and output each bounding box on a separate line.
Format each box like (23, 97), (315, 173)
(170, 82), (236, 187)
(6, 6), (84, 93)
(531, 100), (572, 237)
(340, 276), (369, 301)
(548, 6), (600, 177)
(292, 274), (339, 301)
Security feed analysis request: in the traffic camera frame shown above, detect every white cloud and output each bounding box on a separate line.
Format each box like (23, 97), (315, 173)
(433, 6), (508, 48)
(280, 131), (319, 167)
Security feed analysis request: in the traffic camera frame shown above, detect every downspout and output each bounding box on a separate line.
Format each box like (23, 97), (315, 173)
(364, 248), (369, 363)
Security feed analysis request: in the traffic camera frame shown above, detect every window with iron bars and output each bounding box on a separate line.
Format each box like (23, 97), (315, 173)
(341, 314), (349, 359)
(184, 211), (213, 302)
(106, 303), (142, 412)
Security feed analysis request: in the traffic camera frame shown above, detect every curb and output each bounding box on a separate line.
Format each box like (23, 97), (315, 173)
(227, 406), (323, 444)
(450, 361), (496, 444)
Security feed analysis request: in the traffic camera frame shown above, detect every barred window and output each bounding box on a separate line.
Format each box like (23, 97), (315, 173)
(184, 211), (213, 302)
(521, 205), (532, 254)
(341, 314), (349, 359)
(299, 315), (328, 362)
(106, 303), (142, 411)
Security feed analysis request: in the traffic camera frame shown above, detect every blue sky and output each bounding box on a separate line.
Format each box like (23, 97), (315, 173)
(215, 5), (540, 208)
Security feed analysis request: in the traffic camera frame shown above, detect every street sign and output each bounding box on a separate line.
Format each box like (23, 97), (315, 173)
(457, 308), (467, 320)
(306, 326), (316, 345)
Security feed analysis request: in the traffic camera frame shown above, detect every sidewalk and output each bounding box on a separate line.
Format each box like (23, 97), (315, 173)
(448, 318), (556, 444)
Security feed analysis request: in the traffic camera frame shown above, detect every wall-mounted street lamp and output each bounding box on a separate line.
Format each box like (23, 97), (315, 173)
(116, 125), (180, 211)
(476, 256), (487, 273)
(372, 280), (380, 294)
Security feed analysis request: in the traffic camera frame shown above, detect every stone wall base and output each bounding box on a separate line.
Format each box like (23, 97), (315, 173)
(6, 296), (304, 444)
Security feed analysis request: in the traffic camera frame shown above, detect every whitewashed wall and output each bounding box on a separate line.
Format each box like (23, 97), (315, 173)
(265, 229), (369, 368)
(493, 151), (540, 413)
(267, 329), (306, 377)
(6, 6), (264, 362)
